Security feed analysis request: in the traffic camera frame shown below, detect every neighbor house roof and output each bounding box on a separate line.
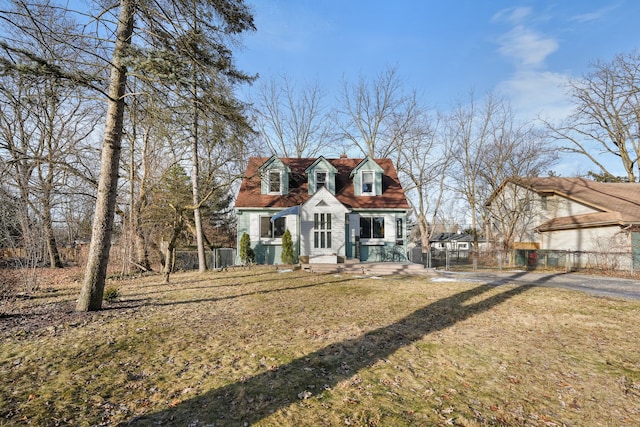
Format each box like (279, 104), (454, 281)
(495, 177), (640, 231)
(234, 157), (409, 210)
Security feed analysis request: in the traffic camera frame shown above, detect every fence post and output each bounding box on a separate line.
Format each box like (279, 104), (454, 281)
(445, 248), (450, 270)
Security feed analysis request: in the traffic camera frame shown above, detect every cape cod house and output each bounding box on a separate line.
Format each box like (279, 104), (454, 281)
(234, 155), (410, 265)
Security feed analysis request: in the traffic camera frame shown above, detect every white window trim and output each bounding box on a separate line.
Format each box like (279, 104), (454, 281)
(315, 170), (328, 191)
(361, 171), (375, 196)
(359, 215), (385, 244)
(259, 215), (286, 244)
(268, 170), (283, 194)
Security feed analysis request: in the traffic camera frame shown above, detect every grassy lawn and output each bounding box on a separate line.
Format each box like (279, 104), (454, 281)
(1, 266), (640, 426)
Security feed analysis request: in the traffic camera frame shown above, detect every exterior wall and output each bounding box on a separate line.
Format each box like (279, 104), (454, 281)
(490, 182), (604, 247)
(540, 194), (599, 222)
(347, 211), (407, 262)
(540, 226), (629, 253)
(300, 188), (348, 259)
(539, 226), (632, 270)
(237, 207), (407, 264)
(236, 209), (299, 264)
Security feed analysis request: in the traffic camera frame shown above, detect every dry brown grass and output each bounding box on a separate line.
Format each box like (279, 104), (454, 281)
(1, 266), (639, 426)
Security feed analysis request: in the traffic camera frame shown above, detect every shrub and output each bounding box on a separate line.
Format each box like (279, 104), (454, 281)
(281, 229), (294, 264)
(103, 285), (120, 303)
(239, 232), (254, 265)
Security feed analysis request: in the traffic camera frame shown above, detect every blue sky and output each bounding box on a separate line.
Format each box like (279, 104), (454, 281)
(235, 1), (640, 176)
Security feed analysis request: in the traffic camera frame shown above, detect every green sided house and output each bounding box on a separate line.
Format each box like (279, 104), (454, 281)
(234, 155), (410, 265)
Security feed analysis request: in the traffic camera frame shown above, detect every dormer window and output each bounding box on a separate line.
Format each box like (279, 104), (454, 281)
(269, 171), (281, 193)
(305, 156), (337, 195)
(362, 171), (374, 194)
(316, 171), (327, 191)
(259, 156), (290, 195)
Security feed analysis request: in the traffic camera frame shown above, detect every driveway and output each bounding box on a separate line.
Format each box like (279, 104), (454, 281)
(434, 269), (640, 300)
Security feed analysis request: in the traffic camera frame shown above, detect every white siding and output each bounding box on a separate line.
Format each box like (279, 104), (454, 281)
(300, 187), (349, 257)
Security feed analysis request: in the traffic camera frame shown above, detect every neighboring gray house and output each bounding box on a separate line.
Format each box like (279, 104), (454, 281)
(234, 155), (410, 264)
(486, 177), (640, 269)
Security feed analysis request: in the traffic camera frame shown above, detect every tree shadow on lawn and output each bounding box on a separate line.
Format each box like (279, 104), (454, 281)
(122, 272), (561, 426)
(122, 271), (320, 300)
(140, 276), (365, 308)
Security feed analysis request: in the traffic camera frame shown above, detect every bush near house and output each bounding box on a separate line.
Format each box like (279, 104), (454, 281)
(281, 229), (294, 264)
(239, 232), (254, 265)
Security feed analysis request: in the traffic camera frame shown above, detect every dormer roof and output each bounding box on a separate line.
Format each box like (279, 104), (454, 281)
(349, 155), (384, 178)
(258, 155), (290, 173)
(304, 156), (337, 174)
(235, 157), (409, 210)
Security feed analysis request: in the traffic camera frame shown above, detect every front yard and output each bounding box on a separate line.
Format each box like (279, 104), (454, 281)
(1, 266), (639, 426)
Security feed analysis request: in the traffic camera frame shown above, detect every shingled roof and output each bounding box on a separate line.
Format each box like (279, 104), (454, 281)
(502, 177), (640, 230)
(234, 157), (410, 210)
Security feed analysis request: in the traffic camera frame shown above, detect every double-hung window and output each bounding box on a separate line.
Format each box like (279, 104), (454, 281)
(361, 171), (374, 194)
(269, 171), (281, 193)
(360, 216), (384, 239)
(316, 171), (327, 191)
(313, 213), (332, 248)
(260, 216), (286, 239)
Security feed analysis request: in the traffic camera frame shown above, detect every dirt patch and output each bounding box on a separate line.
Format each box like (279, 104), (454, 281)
(0, 266), (148, 338)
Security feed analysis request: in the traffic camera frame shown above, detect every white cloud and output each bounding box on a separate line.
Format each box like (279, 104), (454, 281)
(497, 25), (558, 68)
(496, 70), (572, 121)
(492, 7), (532, 25)
(492, 7), (569, 122)
(570, 4), (620, 23)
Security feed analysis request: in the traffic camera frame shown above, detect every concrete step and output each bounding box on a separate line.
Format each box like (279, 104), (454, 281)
(302, 262), (434, 276)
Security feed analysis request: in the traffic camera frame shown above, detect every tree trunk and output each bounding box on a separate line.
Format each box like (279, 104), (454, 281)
(191, 111), (207, 273)
(76, 0), (135, 312)
(42, 198), (63, 268)
(162, 231), (179, 284)
(162, 244), (174, 284)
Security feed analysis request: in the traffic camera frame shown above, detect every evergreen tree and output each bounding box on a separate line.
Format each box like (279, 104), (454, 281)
(281, 229), (294, 264)
(239, 232), (254, 265)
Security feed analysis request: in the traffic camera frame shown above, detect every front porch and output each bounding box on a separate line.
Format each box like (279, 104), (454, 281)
(301, 259), (433, 276)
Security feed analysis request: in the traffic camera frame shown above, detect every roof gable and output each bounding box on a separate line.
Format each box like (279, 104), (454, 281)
(305, 156), (338, 195)
(349, 155), (384, 178)
(258, 155), (290, 173)
(304, 156), (338, 174)
(302, 186), (349, 213)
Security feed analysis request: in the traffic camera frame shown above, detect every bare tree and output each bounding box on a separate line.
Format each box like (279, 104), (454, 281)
(126, 0), (255, 274)
(395, 108), (450, 258)
(74, 0), (136, 310)
(482, 114), (557, 250)
(448, 92), (557, 251)
(121, 82), (177, 273)
(447, 93), (489, 252)
(254, 75), (331, 157)
(0, 2), (99, 268)
(336, 66), (416, 158)
(2, 0), (253, 308)
(545, 50), (640, 182)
